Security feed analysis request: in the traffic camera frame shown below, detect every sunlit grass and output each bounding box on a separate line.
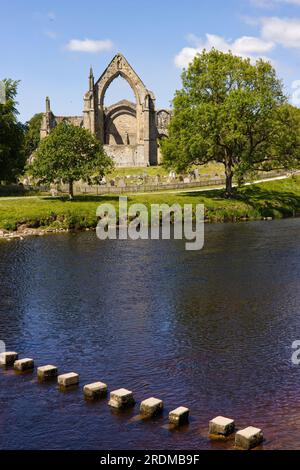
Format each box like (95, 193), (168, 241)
(0, 176), (299, 231)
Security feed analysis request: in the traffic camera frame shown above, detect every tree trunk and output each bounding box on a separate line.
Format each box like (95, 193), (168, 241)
(69, 181), (74, 200)
(224, 161), (234, 198)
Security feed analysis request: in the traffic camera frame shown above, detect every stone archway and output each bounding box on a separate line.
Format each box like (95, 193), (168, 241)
(104, 100), (137, 146)
(157, 133), (167, 165)
(156, 110), (171, 164)
(83, 53), (157, 166)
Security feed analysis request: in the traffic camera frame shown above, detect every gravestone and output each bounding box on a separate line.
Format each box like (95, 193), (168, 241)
(118, 178), (126, 188)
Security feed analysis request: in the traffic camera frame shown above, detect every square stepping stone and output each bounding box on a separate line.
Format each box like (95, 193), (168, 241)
(169, 406), (189, 425)
(58, 372), (79, 387)
(108, 388), (135, 408)
(209, 416), (235, 436)
(0, 352), (18, 366)
(83, 382), (107, 399)
(14, 358), (34, 371)
(235, 426), (263, 450)
(140, 397), (163, 417)
(37, 365), (58, 381)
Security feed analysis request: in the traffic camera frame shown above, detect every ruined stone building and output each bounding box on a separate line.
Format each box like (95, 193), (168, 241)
(40, 54), (171, 167)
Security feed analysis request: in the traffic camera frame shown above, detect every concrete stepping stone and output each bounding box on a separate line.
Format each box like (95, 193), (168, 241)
(58, 372), (79, 388)
(14, 358), (34, 372)
(108, 388), (135, 409)
(209, 416), (235, 436)
(0, 352), (18, 366)
(235, 426), (263, 450)
(140, 397), (163, 417)
(83, 381), (107, 399)
(169, 406), (189, 425)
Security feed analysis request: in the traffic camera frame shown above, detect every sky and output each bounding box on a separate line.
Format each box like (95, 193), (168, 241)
(2, 0), (300, 122)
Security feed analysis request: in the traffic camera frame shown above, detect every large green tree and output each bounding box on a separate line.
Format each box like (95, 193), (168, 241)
(29, 122), (113, 198)
(162, 50), (300, 195)
(24, 113), (43, 159)
(280, 104), (300, 172)
(0, 79), (25, 183)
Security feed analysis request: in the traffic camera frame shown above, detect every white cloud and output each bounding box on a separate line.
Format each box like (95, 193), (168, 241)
(66, 38), (113, 53)
(261, 16), (300, 47)
(175, 47), (200, 68)
(175, 33), (274, 68)
(175, 12), (300, 69)
(251, 0), (300, 6)
(234, 36), (275, 53)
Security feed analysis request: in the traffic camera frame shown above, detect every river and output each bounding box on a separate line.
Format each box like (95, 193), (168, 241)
(0, 218), (300, 449)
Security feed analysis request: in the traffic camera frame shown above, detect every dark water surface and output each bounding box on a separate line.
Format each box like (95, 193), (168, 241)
(0, 219), (300, 450)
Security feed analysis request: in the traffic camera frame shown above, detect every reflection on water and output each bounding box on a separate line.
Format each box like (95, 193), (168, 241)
(0, 218), (300, 449)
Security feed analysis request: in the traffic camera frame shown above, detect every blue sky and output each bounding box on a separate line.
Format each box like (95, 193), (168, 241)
(2, 0), (300, 122)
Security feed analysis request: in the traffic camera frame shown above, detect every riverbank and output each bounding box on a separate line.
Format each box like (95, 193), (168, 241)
(0, 176), (300, 240)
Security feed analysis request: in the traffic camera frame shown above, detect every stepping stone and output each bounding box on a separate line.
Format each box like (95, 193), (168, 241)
(169, 406), (189, 425)
(235, 426), (263, 450)
(14, 358), (34, 371)
(0, 352), (18, 366)
(58, 372), (79, 387)
(83, 382), (107, 399)
(209, 416), (235, 436)
(140, 397), (163, 417)
(37, 365), (58, 381)
(108, 388), (135, 409)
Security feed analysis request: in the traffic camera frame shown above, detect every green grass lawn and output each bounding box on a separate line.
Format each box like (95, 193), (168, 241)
(0, 176), (299, 231)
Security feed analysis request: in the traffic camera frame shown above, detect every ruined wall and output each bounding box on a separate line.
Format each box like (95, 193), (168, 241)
(104, 100), (137, 146)
(103, 144), (146, 167)
(40, 54), (172, 168)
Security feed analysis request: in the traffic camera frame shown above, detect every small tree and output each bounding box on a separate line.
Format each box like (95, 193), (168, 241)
(162, 49), (300, 196)
(0, 79), (25, 183)
(30, 122), (113, 198)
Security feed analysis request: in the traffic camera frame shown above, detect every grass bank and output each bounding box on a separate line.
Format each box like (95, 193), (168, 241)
(0, 176), (300, 233)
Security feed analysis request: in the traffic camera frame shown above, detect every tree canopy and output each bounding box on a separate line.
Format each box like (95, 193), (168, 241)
(0, 79), (26, 183)
(162, 49), (300, 195)
(29, 122), (113, 198)
(24, 113), (43, 160)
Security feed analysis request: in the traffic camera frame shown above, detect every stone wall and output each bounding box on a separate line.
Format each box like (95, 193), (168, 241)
(55, 116), (84, 127)
(104, 100), (137, 146)
(103, 144), (146, 167)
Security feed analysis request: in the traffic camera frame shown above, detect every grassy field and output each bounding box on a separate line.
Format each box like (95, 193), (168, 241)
(0, 176), (299, 232)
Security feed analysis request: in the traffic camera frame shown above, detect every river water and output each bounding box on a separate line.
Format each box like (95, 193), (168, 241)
(0, 218), (300, 450)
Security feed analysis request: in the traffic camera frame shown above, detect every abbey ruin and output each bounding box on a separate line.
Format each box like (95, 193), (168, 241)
(40, 54), (171, 167)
